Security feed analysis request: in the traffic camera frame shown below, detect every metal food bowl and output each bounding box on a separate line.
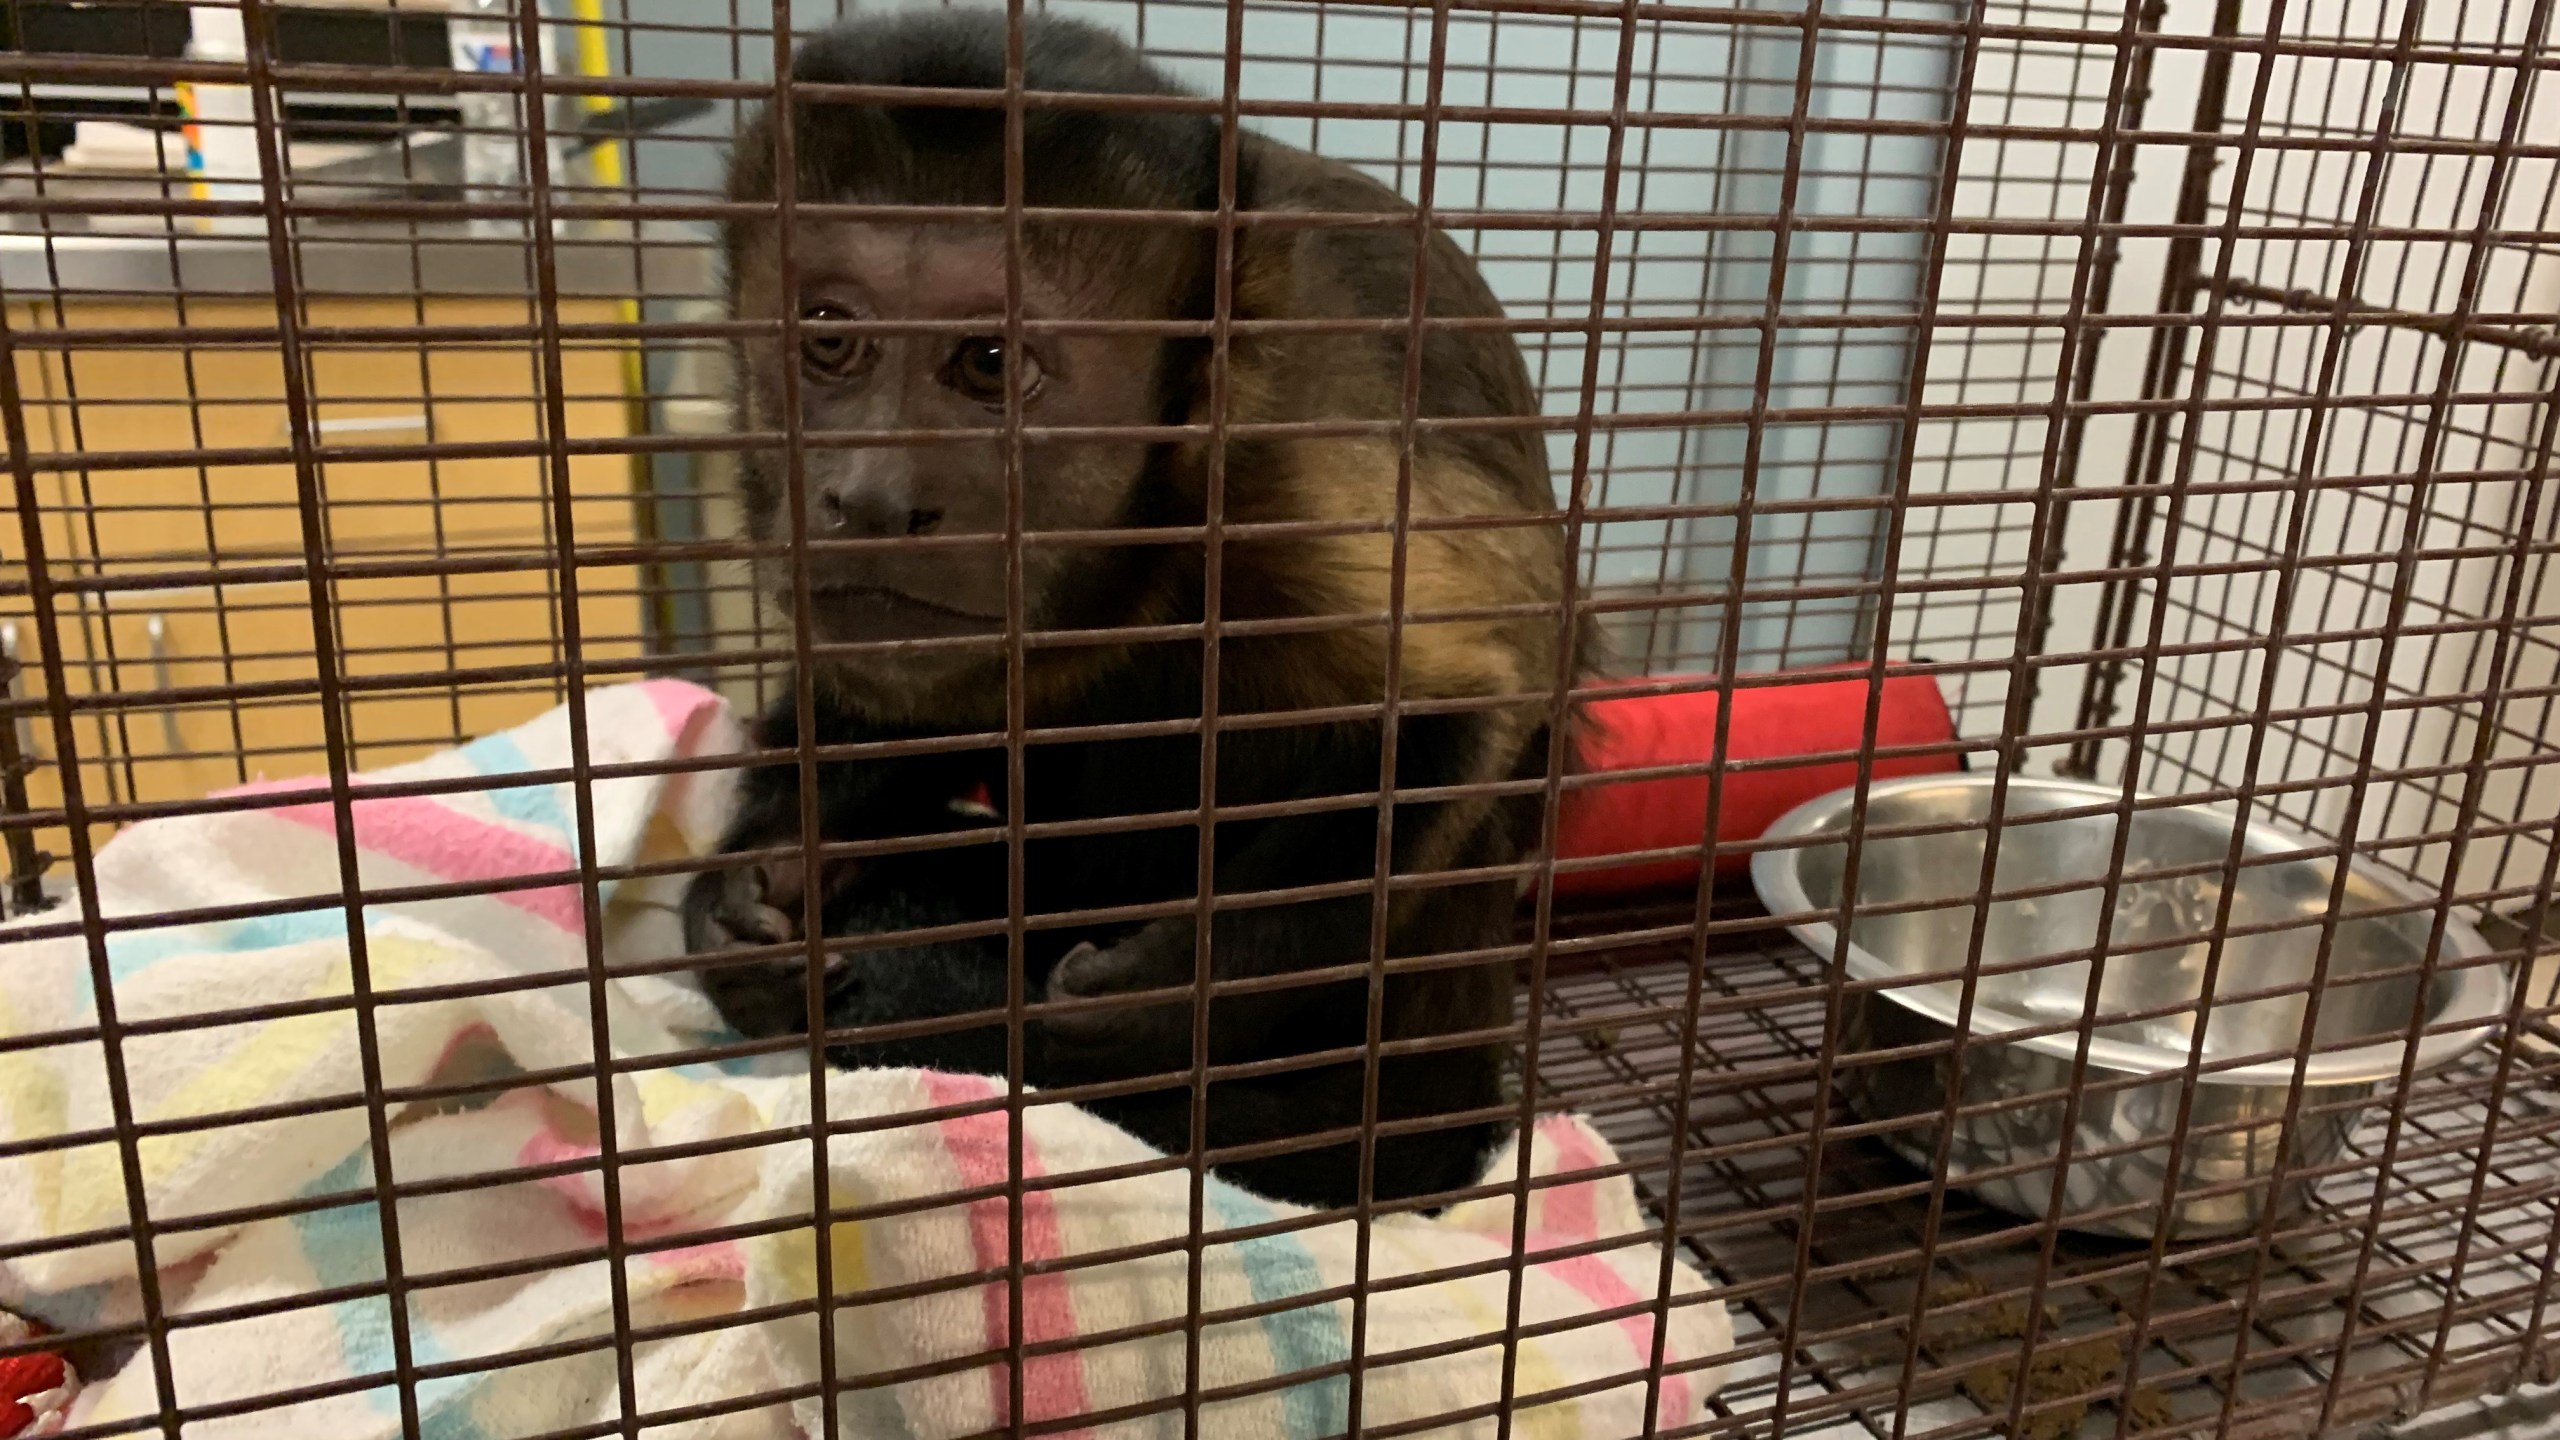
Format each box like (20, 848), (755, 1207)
(1750, 774), (2511, 1240)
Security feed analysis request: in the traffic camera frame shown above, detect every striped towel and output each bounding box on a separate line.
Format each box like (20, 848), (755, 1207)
(0, 682), (1730, 1438)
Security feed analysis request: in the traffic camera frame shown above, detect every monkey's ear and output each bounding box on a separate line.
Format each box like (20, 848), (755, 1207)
(761, 850), (868, 929)
(1226, 233), (1299, 323)
(1222, 135), (1302, 324)
(1169, 135), (1300, 439)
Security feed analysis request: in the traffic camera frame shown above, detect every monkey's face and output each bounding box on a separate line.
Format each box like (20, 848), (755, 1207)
(730, 222), (1178, 713)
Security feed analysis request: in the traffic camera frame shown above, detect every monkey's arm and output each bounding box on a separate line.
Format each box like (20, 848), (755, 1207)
(1038, 819), (1377, 1073)
(1041, 710), (1506, 1070)
(683, 692), (1003, 1036)
(683, 703), (818, 956)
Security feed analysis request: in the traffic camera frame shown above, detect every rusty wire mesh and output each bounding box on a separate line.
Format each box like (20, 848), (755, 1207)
(0, 0), (2555, 1436)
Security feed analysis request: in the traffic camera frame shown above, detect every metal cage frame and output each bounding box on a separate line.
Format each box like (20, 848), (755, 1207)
(0, 0), (2555, 1436)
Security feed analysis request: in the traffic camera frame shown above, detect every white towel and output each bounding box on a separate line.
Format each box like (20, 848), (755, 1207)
(0, 681), (1730, 1438)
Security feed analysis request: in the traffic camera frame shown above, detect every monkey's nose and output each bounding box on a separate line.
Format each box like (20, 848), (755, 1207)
(813, 481), (942, 539)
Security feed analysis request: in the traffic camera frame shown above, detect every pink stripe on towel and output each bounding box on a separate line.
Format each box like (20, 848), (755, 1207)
(921, 1071), (1094, 1436)
(1537, 1116), (1603, 1243)
(255, 793), (585, 932)
(636, 677), (725, 739)
(1531, 1243), (1694, 1428)
(1522, 1120), (1693, 1428)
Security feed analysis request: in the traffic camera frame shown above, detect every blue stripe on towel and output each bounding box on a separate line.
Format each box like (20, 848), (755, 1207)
(105, 910), (353, 980)
(292, 1151), (492, 1439)
(102, 730), (570, 986)
(455, 730), (570, 840)
(1209, 1182), (1350, 1440)
(461, 727), (627, 913)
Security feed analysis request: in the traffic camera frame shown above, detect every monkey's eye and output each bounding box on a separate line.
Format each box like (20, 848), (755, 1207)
(798, 303), (871, 381)
(944, 337), (1041, 406)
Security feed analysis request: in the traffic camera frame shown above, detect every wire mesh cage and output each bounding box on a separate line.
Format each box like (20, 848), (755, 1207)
(0, 0), (2554, 1437)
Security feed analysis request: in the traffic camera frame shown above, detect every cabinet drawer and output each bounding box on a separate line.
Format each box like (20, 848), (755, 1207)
(3, 295), (650, 874)
(26, 296), (641, 580)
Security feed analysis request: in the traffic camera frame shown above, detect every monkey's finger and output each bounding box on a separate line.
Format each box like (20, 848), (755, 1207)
(729, 901), (799, 947)
(1046, 940), (1110, 995)
(761, 857), (806, 913)
(1038, 997), (1194, 1072)
(1050, 939), (1186, 1001)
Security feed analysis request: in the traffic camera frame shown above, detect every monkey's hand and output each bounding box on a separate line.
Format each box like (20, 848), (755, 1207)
(683, 855), (838, 1040)
(680, 850), (819, 953)
(1039, 933), (1197, 1075)
(683, 859), (800, 953)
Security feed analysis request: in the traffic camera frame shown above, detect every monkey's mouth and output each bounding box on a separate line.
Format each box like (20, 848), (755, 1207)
(801, 583), (1007, 645)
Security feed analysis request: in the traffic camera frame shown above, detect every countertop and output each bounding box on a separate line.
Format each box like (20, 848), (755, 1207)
(0, 220), (717, 302)
(1, 122), (719, 303)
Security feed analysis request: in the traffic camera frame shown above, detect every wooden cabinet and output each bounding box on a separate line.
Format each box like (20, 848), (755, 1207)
(2, 295), (647, 867)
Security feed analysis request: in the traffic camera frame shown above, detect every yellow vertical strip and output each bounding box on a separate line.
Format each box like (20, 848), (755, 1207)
(567, 0), (626, 189)
(564, 0), (661, 644)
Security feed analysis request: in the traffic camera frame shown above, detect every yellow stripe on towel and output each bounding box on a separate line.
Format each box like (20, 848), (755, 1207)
(44, 935), (452, 1235)
(1377, 1226), (1580, 1440)
(762, 1217), (875, 1303)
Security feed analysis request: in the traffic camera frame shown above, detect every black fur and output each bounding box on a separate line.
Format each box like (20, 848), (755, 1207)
(686, 674), (1525, 1209)
(693, 9), (1583, 1212)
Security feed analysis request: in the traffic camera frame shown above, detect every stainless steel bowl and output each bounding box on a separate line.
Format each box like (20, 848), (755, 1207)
(1750, 774), (2510, 1240)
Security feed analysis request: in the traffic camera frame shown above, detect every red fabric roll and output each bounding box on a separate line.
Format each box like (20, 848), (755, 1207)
(1552, 669), (1962, 898)
(0, 1309), (69, 1439)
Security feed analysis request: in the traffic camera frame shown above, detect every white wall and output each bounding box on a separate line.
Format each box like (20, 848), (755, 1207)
(2047, 0), (2560, 906)
(623, 0), (2559, 905)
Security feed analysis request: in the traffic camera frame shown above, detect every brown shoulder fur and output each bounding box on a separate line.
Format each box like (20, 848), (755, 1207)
(1182, 134), (1599, 712)
(1167, 134), (1603, 876)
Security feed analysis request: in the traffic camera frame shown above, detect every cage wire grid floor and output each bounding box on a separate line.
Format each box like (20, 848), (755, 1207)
(1528, 900), (2560, 1440)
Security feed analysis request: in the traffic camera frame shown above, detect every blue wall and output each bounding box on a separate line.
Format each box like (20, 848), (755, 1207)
(612, 0), (1957, 671)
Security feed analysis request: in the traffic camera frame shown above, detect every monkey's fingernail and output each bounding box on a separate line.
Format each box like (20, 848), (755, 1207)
(1051, 942), (1105, 995)
(743, 904), (795, 944)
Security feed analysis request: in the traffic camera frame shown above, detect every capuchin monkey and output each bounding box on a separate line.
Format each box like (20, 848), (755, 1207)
(686, 9), (1595, 1210)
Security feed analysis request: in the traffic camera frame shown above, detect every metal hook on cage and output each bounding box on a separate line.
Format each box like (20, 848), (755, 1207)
(145, 615), (183, 755)
(0, 621), (46, 920)
(0, 623), (43, 766)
